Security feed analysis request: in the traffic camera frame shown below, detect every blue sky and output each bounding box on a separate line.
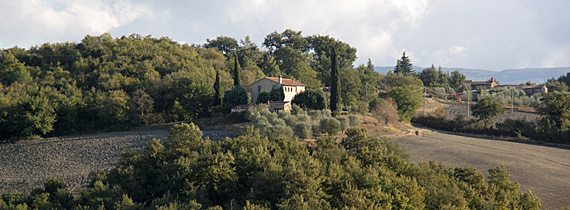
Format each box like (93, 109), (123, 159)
(1, 0), (569, 71)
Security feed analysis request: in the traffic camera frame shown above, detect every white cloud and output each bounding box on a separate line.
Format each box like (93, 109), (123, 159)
(448, 45), (467, 55)
(0, 0), (150, 48)
(2, 0), (569, 70)
(389, 0), (432, 26)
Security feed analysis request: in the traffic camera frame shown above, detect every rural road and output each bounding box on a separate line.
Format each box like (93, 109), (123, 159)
(395, 131), (570, 210)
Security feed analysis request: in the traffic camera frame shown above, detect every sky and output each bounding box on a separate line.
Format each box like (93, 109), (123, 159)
(1, 0), (569, 71)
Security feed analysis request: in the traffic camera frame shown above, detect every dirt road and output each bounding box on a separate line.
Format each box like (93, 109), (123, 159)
(395, 131), (570, 210)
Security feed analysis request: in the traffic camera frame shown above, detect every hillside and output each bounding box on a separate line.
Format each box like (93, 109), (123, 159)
(375, 66), (570, 85)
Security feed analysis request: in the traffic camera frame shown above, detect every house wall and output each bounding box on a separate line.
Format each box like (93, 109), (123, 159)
(283, 85), (305, 102)
(251, 79), (306, 104)
(251, 79), (278, 104)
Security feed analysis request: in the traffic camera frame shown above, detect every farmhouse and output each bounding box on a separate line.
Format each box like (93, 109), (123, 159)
(466, 77), (497, 90)
(497, 84), (548, 95)
(251, 75), (306, 104)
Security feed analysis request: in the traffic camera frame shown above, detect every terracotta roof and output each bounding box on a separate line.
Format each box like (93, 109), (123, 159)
(256, 77), (306, 86)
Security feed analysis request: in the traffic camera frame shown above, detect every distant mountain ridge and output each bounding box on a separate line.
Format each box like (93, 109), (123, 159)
(374, 66), (570, 85)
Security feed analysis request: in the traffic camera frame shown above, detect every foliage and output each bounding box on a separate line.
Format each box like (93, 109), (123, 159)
(291, 89), (327, 110)
(387, 86), (423, 123)
(233, 52), (241, 87)
(223, 86), (249, 107)
(319, 117), (341, 135)
(330, 47), (340, 115)
(538, 92), (570, 133)
(213, 70), (222, 105)
(0, 123), (542, 209)
(294, 121), (313, 138)
(472, 97), (505, 128)
(269, 86), (285, 101)
(256, 91), (271, 104)
(394, 51), (414, 75)
(347, 114), (361, 127)
(546, 80), (568, 92)
(372, 98), (399, 125)
(449, 70), (466, 90)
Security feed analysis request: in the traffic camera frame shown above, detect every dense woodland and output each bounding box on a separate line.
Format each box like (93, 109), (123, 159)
(0, 123), (541, 209)
(0, 31), (381, 143)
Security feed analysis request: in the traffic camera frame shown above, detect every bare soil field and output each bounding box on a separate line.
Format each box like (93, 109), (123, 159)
(0, 126), (232, 194)
(395, 131), (570, 210)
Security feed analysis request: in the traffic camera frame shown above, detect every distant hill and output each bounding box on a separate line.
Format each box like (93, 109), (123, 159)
(374, 66), (570, 85)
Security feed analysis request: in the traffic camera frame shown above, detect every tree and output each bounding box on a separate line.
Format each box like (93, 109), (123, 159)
(233, 52), (241, 87)
(204, 36), (238, 58)
(292, 89), (327, 110)
(387, 86), (423, 123)
(538, 92), (570, 133)
(269, 86), (285, 101)
(339, 67), (362, 109)
(546, 80), (568, 92)
(449, 70), (466, 90)
(214, 70), (222, 105)
(260, 54), (280, 77)
(472, 97), (505, 128)
(419, 65), (439, 87)
(223, 86), (249, 106)
(371, 98), (399, 125)
(394, 51), (414, 75)
(256, 91), (271, 104)
(329, 48), (341, 115)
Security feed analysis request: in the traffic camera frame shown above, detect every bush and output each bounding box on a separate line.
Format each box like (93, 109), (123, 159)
(336, 116), (349, 131)
(291, 103), (301, 115)
(291, 89), (327, 110)
(320, 117), (341, 135)
(223, 86), (249, 107)
(348, 114), (361, 127)
(256, 91), (271, 104)
(308, 110), (323, 122)
(294, 121), (313, 138)
(297, 114), (311, 123)
(311, 124), (321, 136)
(279, 112), (295, 127)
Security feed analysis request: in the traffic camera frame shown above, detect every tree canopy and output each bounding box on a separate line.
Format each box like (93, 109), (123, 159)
(0, 123), (542, 209)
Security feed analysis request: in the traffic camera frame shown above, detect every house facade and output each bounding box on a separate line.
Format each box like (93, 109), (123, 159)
(467, 77), (497, 90)
(251, 76), (306, 104)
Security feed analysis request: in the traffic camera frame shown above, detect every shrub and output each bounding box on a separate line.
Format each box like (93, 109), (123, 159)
(294, 121), (313, 139)
(311, 124), (321, 136)
(291, 89), (327, 110)
(223, 86), (249, 107)
(336, 116), (349, 131)
(279, 112), (295, 127)
(256, 91), (271, 104)
(320, 117), (341, 135)
(291, 104), (301, 115)
(372, 98), (399, 125)
(308, 110), (323, 122)
(297, 114), (311, 123)
(348, 114), (361, 127)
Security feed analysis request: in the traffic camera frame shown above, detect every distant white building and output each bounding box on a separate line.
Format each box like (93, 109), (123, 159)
(251, 75), (306, 104)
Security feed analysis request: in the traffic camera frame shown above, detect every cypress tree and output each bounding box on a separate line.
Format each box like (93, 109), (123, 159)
(214, 70), (221, 105)
(330, 47), (340, 116)
(233, 52), (241, 87)
(395, 51), (414, 75)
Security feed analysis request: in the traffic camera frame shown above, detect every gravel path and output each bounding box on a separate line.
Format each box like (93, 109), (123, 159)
(0, 127), (232, 194)
(395, 131), (570, 210)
